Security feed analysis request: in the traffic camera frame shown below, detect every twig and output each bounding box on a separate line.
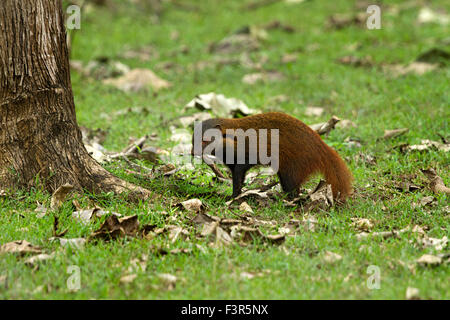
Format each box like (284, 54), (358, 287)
(121, 155), (153, 174)
(110, 136), (148, 159)
(207, 162), (230, 180)
(260, 181), (279, 192)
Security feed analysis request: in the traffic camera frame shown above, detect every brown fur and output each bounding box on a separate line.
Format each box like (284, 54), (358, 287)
(197, 112), (353, 200)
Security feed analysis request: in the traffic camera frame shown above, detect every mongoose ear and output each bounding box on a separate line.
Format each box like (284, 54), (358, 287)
(214, 124), (224, 135)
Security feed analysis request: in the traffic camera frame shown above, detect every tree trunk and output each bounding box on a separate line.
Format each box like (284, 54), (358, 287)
(0, 0), (150, 200)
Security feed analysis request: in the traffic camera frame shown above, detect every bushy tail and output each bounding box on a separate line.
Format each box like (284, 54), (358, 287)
(322, 145), (353, 201)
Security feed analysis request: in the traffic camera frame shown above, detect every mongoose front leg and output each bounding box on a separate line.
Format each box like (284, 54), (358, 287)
(231, 164), (253, 197)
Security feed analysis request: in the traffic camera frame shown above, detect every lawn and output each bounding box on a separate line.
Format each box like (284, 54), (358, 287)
(0, 0), (448, 299)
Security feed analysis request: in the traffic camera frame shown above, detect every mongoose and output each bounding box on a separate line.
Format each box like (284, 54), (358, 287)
(192, 112), (353, 200)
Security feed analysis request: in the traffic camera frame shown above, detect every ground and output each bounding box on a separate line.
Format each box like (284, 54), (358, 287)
(0, 0), (448, 299)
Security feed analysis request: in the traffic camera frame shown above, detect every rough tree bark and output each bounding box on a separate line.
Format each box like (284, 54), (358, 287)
(0, 0), (150, 200)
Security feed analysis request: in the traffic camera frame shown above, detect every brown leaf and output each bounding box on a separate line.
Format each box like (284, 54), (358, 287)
(230, 188), (271, 202)
(306, 180), (334, 209)
(120, 274), (137, 284)
(386, 62), (438, 76)
(406, 139), (450, 152)
(0, 240), (42, 255)
(416, 254), (443, 267)
(242, 71), (284, 85)
(328, 12), (368, 29)
(356, 227), (410, 241)
(103, 68), (171, 92)
(418, 7), (449, 25)
(34, 203), (48, 218)
(239, 201), (254, 213)
(210, 33), (260, 55)
(406, 287), (420, 300)
(179, 199), (204, 213)
(167, 225), (190, 243)
(185, 92), (258, 118)
(192, 212), (219, 225)
(350, 218), (374, 232)
(53, 237), (86, 250)
(338, 55), (374, 67)
(120, 45), (158, 62)
(336, 119), (357, 129)
(233, 225), (285, 245)
(416, 236), (448, 251)
(309, 116), (340, 135)
(24, 253), (55, 267)
(421, 168), (450, 194)
(72, 209), (95, 225)
(322, 251), (342, 264)
(281, 53), (298, 63)
(89, 215), (140, 240)
(304, 106), (324, 117)
(382, 128), (409, 140)
(50, 184), (74, 210)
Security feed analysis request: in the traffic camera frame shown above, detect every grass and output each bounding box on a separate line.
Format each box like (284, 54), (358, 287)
(0, 0), (449, 299)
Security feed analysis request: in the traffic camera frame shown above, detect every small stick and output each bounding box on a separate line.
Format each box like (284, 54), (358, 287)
(121, 155), (153, 174)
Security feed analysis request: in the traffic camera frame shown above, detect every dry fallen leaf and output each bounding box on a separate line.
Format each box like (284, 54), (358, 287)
(120, 45), (158, 62)
(72, 209), (95, 225)
(417, 236), (448, 251)
(89, 215), (140, 240)
(24, 253), (55, 267)
(418, 7), (449, 25)
(103, 68), (171, 92)
(406, 287), (420, 300)
(351, 218), (374, 232)
(338, 55), (374, 67)
(405, 139), (450, 152)
(301, 215), (318, 232)
(157, 273), (178, 290)
(421, 168), (450, 194)
(242, 71), (285, 85)
(233, 225), (285, 245)
(179, 199), (204, 213)
(387, 62), (438, 76)
(210, 27), (263, 54)
(226, 189), (270, 206)
(55, 238), (86, 250)
(328, 12), (367, 29)
(305, 106), (324, 117)
(120, 274), (137, 284)
(306, 180), (334, 209)
(281, 53), (298, 64)
(383, 128), (409, 140)
(178, 112), (212, 128)
(416, 254), (442, 267)
(239, 201), (254, 214)
(323, 251), (342, 264)
(167, 225), (190, 243)
(50, 184), (74, 210)
(192, 212), (219, 226)
(216, 226), (234, 245)
(309, 116), (340, 135)
(34, 203), (48, 218)
(356, 227), (410, 241)
(336, 119), (357, 129)
(0, 240), (42, 255)
(185, 92), (258, 118)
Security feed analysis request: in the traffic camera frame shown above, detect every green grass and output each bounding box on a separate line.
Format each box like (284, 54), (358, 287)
(0, 0), (449, 299)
